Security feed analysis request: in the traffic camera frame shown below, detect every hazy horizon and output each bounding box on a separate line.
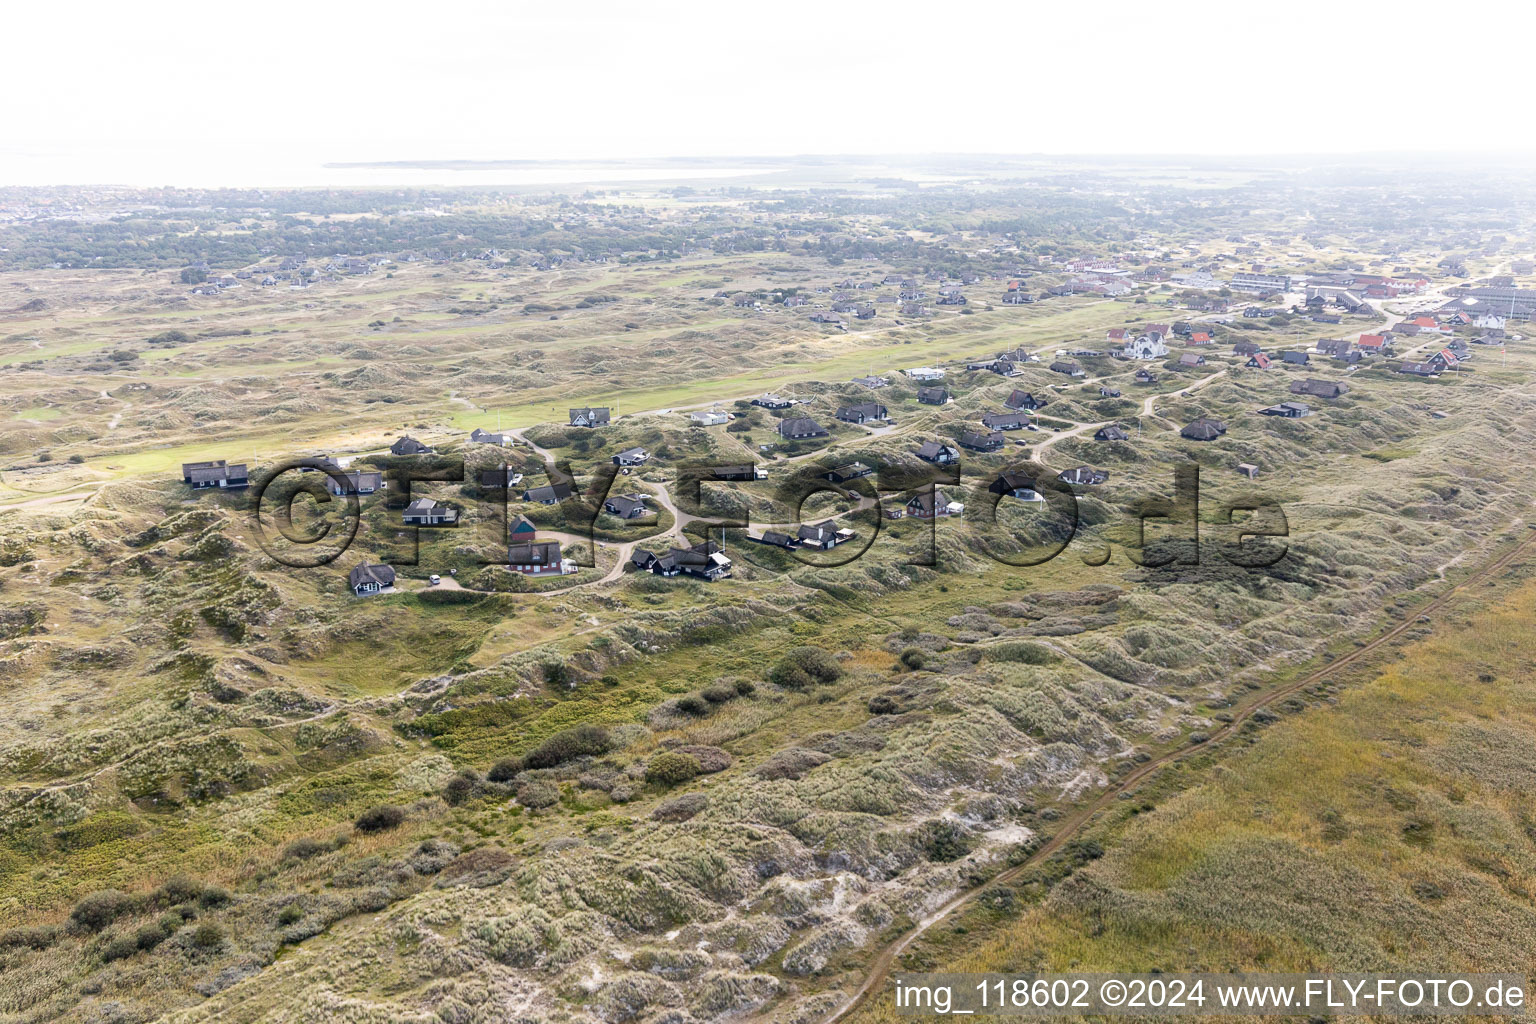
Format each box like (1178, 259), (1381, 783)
(7, 149), (1536, 192)
(7, 0), (1534, 188)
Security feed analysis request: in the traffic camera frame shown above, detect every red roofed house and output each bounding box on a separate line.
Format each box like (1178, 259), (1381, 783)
(1106, 327), (1127, 342)
(1358, 334), (1387, 351)
(1246, 353), (1272, 369)
(1187, 331), (1212, 346)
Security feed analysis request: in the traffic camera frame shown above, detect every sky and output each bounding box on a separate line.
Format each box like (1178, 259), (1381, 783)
(5, 0), (1533, 186)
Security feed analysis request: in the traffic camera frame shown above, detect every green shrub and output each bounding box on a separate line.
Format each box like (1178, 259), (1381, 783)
(733, 679), (756, 696)
(133, 921), (171, 951)
(984, 641), (1055, 665)
(0, 925), (59, 950)
(442, 771), (480, 806)
(101, 934), (140, 961)
(191, 922), (225, 949)
(675, 694), (710, 716)
(153, 875), (204, 906)
(198, 886), (231, 909)
(899, 647), (926, 670)
(487, 758), (521, 783)
(915, 820), (973, 862)
(70, 890), (137, 932)
(522, 724), (611, 770)
(354, 805), (406, 833)
(868, 694), (900, 715)
(277, 904), (303, 926)
(645, 752), (701, 787)
(768, 646), (843, 689)
(701, 683), (737, 704)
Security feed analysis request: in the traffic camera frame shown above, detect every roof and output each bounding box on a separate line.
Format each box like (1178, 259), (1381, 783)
(778, 416), (827, 436)
(1290, 378), (1349, 398)
(391, 435), (432, 453)
(1058, 466), (1109, 485)
(798, 521), (839, 543)
(991, 471), (1037, 492)
(907, 489), (953, 512)
(480, 468), (523, 487)
(187, 464), (247, 484)
(916, 441), (956, 460)
(1005, 390), (1045, 409)
(349, 563), (396, 590)
(837, 402), (887, 420)
(960, 429), (1004, 449)
(605, 495), (648, 516)
(524, 482), (574, 502)
(1181, 417), (1227, 440)
(508, 541), (563, 565)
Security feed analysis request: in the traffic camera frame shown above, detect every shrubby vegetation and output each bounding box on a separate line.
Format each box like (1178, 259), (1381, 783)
(767, 646), (843, 689)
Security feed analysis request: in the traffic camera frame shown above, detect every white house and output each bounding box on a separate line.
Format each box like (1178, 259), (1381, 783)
(1120, 332), (1169, 360)
(905, 366), (945, 381)
(690, 410), (729, 426)
(402, 497), (458, 526)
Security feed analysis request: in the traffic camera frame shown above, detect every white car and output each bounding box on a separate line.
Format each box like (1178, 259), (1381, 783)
(428, 574), (441, 585)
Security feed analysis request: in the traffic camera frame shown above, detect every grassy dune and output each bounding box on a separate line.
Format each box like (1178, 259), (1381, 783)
(852, 572), (1536, 1022)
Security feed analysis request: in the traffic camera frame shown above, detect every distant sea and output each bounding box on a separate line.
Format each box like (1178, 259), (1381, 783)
(0, 148), (771, 189)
